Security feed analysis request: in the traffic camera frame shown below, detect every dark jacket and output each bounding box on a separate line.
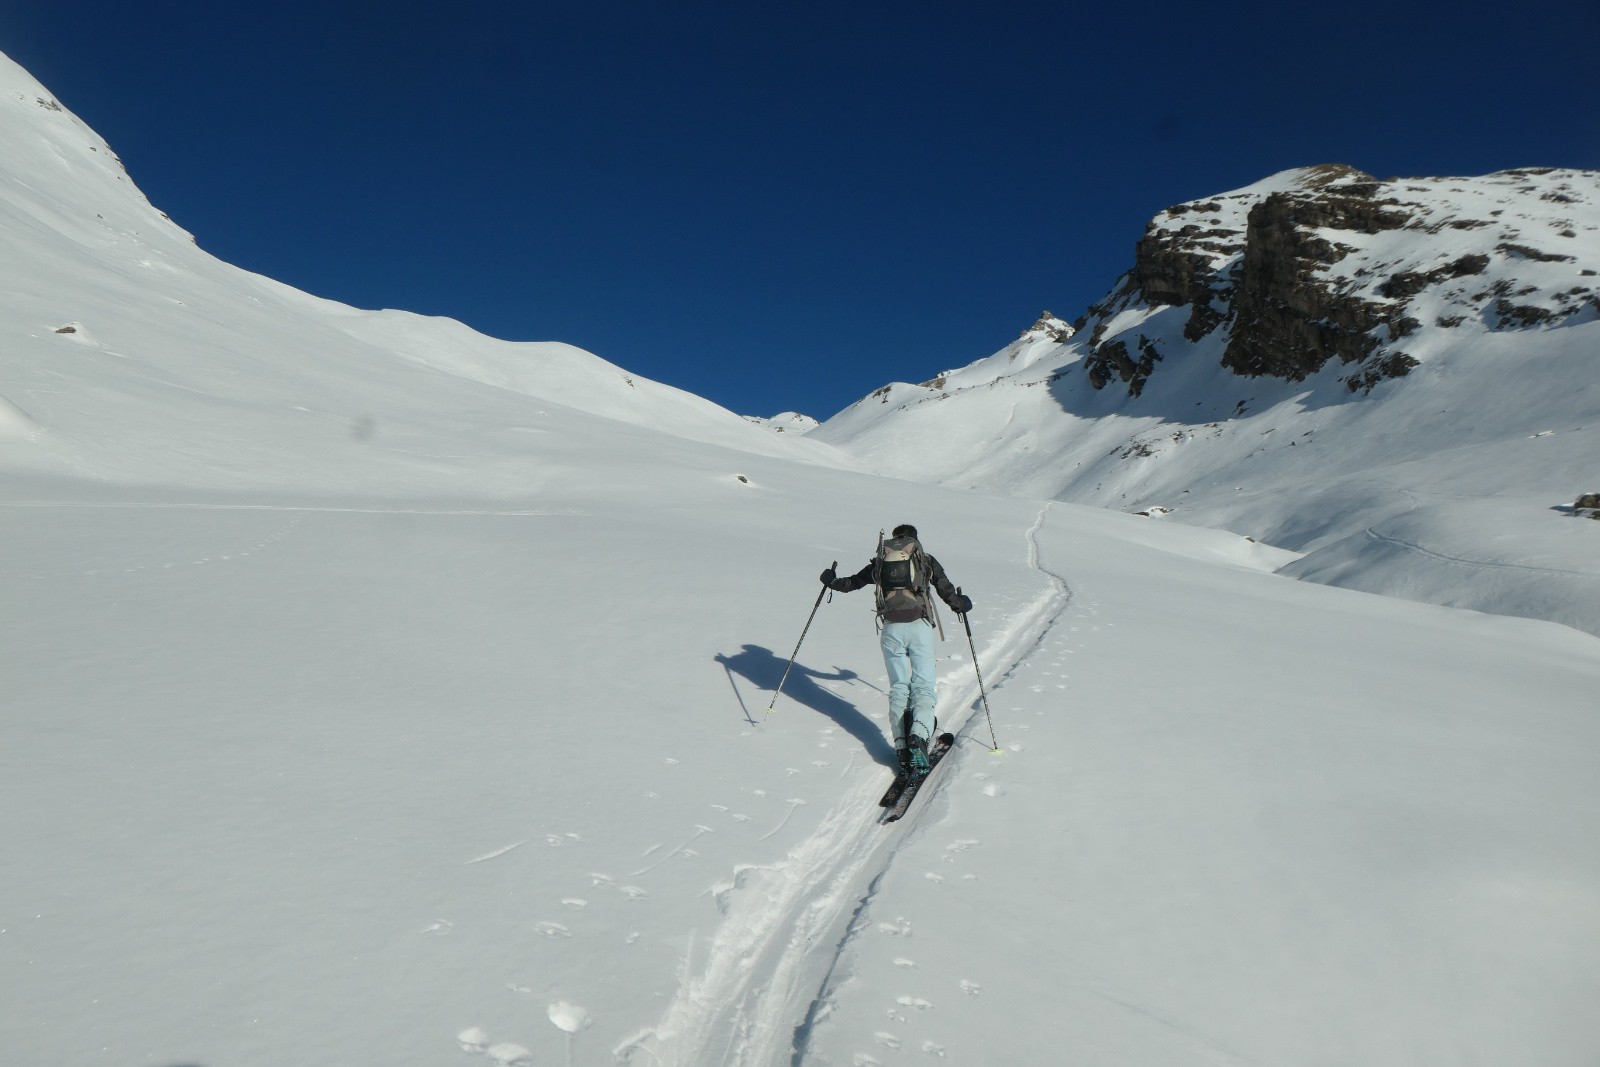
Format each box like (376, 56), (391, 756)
(829, 553), (961, 624)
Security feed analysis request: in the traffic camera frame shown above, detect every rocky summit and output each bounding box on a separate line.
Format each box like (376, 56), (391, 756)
(1081, 164), (1599, 397)
(812, 164), (1600, 636)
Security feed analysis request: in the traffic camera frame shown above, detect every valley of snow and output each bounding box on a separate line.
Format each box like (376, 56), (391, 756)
(4, 51), (1600, 1067)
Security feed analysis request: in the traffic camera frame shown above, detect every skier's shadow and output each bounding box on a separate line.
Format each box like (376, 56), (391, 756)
(715, 644), (895, 768)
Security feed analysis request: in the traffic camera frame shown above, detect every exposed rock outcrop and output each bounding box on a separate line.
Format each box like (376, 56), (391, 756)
(1080, 165), (1600, 398)
(1021, 310), (1076, 343)
(1222, 173), (1411, 381)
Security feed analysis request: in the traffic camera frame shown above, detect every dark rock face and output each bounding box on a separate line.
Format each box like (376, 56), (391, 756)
(1376, 254), (1489, 299)
(1078, 164), (1600, 399)
(1128, 202), (1242, 343)
(1087, 335), (1164, 396)
(1223, 180), (1413, 383)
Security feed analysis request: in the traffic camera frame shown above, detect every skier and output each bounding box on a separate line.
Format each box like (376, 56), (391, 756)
(820, 524), (972, 787)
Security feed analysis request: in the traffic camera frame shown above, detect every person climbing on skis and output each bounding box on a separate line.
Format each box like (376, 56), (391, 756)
(820, 524), (972, 787)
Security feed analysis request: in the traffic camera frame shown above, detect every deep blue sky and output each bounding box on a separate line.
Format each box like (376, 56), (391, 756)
(5, 2), (1597, 419)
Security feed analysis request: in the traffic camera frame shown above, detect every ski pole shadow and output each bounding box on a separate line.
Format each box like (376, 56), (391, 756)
(714, 644), (896, 768)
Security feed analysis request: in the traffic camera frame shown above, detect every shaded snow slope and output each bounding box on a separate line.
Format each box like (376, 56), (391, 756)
(815, 170), (1600, 635)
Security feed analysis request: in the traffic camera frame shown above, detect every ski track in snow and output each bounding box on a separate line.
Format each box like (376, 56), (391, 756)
(615, 505), (1072, 1066)
(1363, 525), (1600, 581)
(465, 840), (529, 865)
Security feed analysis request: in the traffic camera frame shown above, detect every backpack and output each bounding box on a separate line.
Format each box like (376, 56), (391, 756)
(874, 534), (932, 620)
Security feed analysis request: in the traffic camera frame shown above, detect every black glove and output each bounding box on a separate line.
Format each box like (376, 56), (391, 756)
(820, 567), (837, 586)
(951, 593), (973, 615)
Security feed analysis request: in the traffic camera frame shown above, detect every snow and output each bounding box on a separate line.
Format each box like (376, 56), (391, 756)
(746, 411), (821, 435)
(3, 50), (1600, 1067)
(812, 167), (1600, 638)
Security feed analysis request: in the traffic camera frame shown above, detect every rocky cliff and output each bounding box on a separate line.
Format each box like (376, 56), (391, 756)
(1081, 165), (1599, 397)
(812, 164), (1600, 635)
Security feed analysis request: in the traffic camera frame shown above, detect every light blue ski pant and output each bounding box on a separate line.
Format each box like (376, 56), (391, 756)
(880, 619), (937, 747)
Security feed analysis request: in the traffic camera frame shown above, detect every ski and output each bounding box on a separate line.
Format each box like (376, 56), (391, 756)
(878, 774), (909, 808)
(882, 732), (954, 823)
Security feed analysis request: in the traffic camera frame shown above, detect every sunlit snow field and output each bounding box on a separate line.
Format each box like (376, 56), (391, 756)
(4, 49), (1600, 1067)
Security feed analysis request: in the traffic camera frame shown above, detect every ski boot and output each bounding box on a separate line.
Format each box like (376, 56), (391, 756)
(878, 746), (916, 808)
(895, 745), (914, 782)
(907, 733), (931, 780)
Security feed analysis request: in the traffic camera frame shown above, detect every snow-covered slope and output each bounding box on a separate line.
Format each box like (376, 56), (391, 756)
(814, 168), (1600, 635)
(4, 53), (1600, 1067)
(745, 410), (821, 435)
(0, 52), (849, 494)
(13, 479), (1600, 1067)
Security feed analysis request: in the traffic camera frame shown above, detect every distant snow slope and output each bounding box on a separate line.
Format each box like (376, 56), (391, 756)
(0, 52), (850, 495)
(815, 170), (1600, 635)
(745, 410), (820, 435)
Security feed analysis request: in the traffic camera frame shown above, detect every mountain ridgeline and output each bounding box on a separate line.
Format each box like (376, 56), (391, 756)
(1080, 164), (1598, 398)
(1, 37), (1594, 633)
(814, 165), (1600, 635)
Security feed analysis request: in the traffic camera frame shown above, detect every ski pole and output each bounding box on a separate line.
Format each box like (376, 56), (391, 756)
(958, 587), (1001, 752)
(768, 561), (836, 714)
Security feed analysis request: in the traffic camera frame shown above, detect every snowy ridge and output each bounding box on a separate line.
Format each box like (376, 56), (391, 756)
(815, 167), (1600, 636)
(0, 49), (850, 494)
(745, 411), (821, 435)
